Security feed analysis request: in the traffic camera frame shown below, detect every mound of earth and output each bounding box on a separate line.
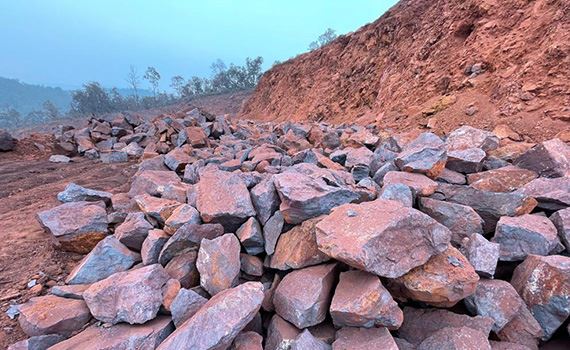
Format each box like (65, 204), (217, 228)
(241, 0), (570, 141)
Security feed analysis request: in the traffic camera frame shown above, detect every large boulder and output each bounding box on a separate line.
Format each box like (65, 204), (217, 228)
(157, 282), (264, 350)
(158, 223), (224, 265)
(273, 263), (337, 328)
(197, 233), (241, 295)
(395, 132), (447, 179)
(445, 126), (499, 152)
(516, 177), (570, 210)
(514, 138), (569, 178)
(114, 212), (154, 250)
(37, 201), (108, 253)
(417, 326), (491, 350)
(250, 177), (280, 224)
(316, 199), (450, 278)
(467, 166), (538, 193)
(459, 234), (500, 278)
(382, 171), (438, 196)
(57, 183), (112, 205)
(128, 170), (182, 198)
(65, 236), (140, 285)
(236, 217), (265, 255)
(83, 264), (170, 324)
(196, 169), (256, 231)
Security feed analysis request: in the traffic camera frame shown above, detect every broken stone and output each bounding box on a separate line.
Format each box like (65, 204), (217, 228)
(511, 254), (570, 340)
(270, 216), (330, 270)
(128, 170), (182, 198)
(240, 254), (264, 277)
(232, 331), (264, 350)
(496, 306), (543, 349)
(273, 263), (337, 328)
(517, 177), (570, 210)
(197, 233), (241, 295)
(262, 274), (281, 312)
(379, 183), (414, 207)
(395, 132), (447, 178)
(236, 217), (265, 255)
(48, 316), (173, 350)
(330, 270), (402, 329)
(49, 155), (72, 163)
(467, 166), (538, 193)
(114, 212), (153, 250)
(332, 327), (398, 350)
(100, 151), (128, 163)
(437, 168), (467, 184)
(83, 264), (170, 324)
(57, 183), (112, 205)
(250, 177), (280, 224)
(165, 251), (200, 288)
(383, 171), (438, 196)
(372, 160), (398, 186)
(37, 201), (108, 253)
(7, 334), (65, 350)
(550, 208), (570, 250)
(18, 295), (90, 337)
(316, 199), (450, 278)
(493, 214), (561, 261)
(265, 314), (301, 350)
(514, 138), (569, 178)
(157, 282), (263, 350)
(141, 229), (170, 265)
(164, 147), (193, 172)
(163, 204), (201, 235)
(291, 329), (331, 350)
(196, 169), (256, 231)
(460, 234), (500, 278)
(390, 246), (479, 307)
(66, 235), (140, 285)
(264, 210), (284, 255)
(50, 284), (90, 300)
(134, 194), (181, 225)
(417, 326), (491, 350)
(158, 223), (224, 265)
(343, 146), (374, 169)
(447, 148), (486, 173)
(446, 125), (500, 152)
(419, 197), (484, 245)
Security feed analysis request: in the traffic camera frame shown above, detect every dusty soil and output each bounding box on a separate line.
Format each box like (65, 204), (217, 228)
(0, 138), (137, 348)
(241, 0), (570, 142)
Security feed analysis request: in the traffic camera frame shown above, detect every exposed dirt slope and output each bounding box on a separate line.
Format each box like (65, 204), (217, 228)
(241, 0), (570, 141)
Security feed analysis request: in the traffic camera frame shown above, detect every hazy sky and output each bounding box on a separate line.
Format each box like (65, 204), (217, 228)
(0, 0), (397, 90)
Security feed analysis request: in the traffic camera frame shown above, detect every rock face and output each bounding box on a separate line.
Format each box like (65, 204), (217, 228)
(332, 327), (398, 350)
(37, 201), (108, 253)
(316, 199), (450, 278)
(197, 233), (241, 295)
(158, 223), (224, 265)
(65, 235), (140, 285)
(196, 169), (256, 231)
(18, 295), (91, 337)
(510, 254), (570, 340)
(460, 234), (500, 278)
(391, 247), (479, 307)
(7, 334), (65, 350)
(330, 270), (403, 329)
(170, 288), (208, 327)
(83, 264), (170, 324)
(266, 315), (301, 350)
(492, 214), (561, 261)
(273, 263), (337, 328)
(157, 282), (264, 350)
(514, 139), (569, 178)
(48, 316), (173, 350)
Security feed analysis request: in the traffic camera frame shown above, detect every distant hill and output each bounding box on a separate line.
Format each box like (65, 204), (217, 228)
(0, 77), (72, 116)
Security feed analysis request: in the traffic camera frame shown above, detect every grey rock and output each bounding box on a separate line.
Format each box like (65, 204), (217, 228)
(250, 178), (280, 224)
(551, 208), (570, 250)
(170, 288), (208, 328)
(7, 334), (65, 350)
(100, 151), (128, 163)
(460, 234), (500, 278)
(264, 211), (284, 255)
(57, 183), (112, 205)
(141, 229), (170, 265)
(514, 138), (569, 178)
(236, 217), (265, 255)
(49, 155), (71, 163)
(159, 223), (224, 265)
(379, 183), (413, 207)
(395, 132), (447, 179)
(332, 327), (398, 350)
(164, 204), (201, 235)
(291, 330), (331, 350)
(114, 212), (154, 250)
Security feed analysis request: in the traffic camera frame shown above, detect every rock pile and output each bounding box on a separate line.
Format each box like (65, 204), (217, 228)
(0, 128), (17, 151)
(9, 115), (570, 349)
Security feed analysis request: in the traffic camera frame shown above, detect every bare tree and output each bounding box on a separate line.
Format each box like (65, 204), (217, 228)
(144, 66), (161, 97)
(309, 28), (338, 50)
(170, 75), (185, 97)
(126, 65), (141, 102)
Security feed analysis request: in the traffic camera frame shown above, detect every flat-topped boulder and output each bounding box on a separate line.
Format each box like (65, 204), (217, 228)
(395, 132), (447, 178)
(514, 138), (569, 178)
(57, 183), (112, 205)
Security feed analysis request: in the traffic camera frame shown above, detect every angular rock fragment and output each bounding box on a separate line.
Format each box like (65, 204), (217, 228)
(100, 151), (128, 163)
(141, 229), (170, 265)
(250, 177), (280, 224)
(50, 284), (90, 300)
(236, 217), (265, 255)
(343, 146), (374, 169)
(37, 201), (108, 253)
(437, 168), (467, 185)
(395, 132), (447, 178)
(330, 270), (402, 329)
(57, 183), (112, 205)
(511, 254), (570, 340)
(270, 216), (330, 270)
(170, 288), (208, 327)
(48, 316), (173, 350)
(197, 233), (241, 295)
(292, 329), (332, 350)
(114, 211), (153, 250)
(517, 177), (570, 210)
(447, 148), (486, 173)
(514, 138), (569, 178)
(496, 306), (543, 349)
(164, 147), (193, 172)
(18, 295), (91, 337)
(273, 263), (337, 328)
(163, 204), (201, 234)
(316, 200), (450, 278)
(165, 251), (200, 288)
(158, 223), (223, 265)
(264, 210), (284, 255)
(332, 327), (398, 350)
(266, 314), (301, 350)
(419, 197), (484, 245)
(196, 169), (256, 231)
(446, 126), (499, 152)
(460, 234), (500, 277)
(379, 183), (413, 207)
(240, 254), (264, 276)
(83, 264), (170, 324)
(492, 214), (561, 261)
(551, 207), (570, 250)
(128, 170), (182, 198)
(66, 235), (139, 284)
(417, 326), (491, 350)
(383, 171), (437, 196)
(468, 166), (538, 193)
(7, 334), (65, 350)
(157, 282), (263, 350)
(232, 331), (263, 350)
(134, 194), (181, 225)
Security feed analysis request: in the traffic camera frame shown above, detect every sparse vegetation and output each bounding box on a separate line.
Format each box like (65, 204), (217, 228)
(309, 28), (337, 50)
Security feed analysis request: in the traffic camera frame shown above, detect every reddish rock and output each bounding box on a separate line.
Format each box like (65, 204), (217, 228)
(231, 331), (263, 350)
(236, 217), (265, 255)
(262, 274), (281, 312)
(468, 166), (538, 193)
(240, 254), (264, 277)
(514, 138), (570, 178)
(489, 341), (533, 350)
(383, 171), (438, 196)
(398, 307), (494, 345)
(50, 284), (90, 299)
(158, 223), (224, 265)
(496, 306), (543, 350)
(419, 197), (484, 245)
(460, 234), (500, 278)
(18, 295), (91, 337)
(464, 279), (526, 332)
(395, 132), (447, 179)
(417, 326), (491, 350)
(517, 177), (570, 210)
(197, 233), (241, 295)
(170, 288), (208, 327)
(391, 247), (479, 307)
(379, 183), (413, 207)
(7, 334), (65, 350)
(551, 207), (570, 250)
(292, 329), (332, 350)
(510, 254), (570, 340)
(164, 204), (201, 235)
(157, 282), (264, 350)
(344, 146), (374, 169)
(196, 169), (256, 231)
(332, 327), (398, 350)
(165, 251), (200, 288)
(114, 212), (153, 250)
(437, 168), (467, 185)
(446, 126), (500, 152)
(134, 194), (181, 225)
(273, 263), (337, 328)
(447, 148), (486, 174)
(266, 314), (301, 350)
(83, 264), (170, 324)
(161, 279), (181, 313)
(48, 316), (173, 350)
(37, 201), (108, 253)
(493, 214), (561, 261)
(488, 143), (535, 162)
(141, 229), (170, 265)
(330, 270), (402, 329)
(164, 147), (193, 172)
(270, 216), (330, 270)
(316, 199), (450, 278)
(128, 170), (182, 197)
(66, 235), (140, 285)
